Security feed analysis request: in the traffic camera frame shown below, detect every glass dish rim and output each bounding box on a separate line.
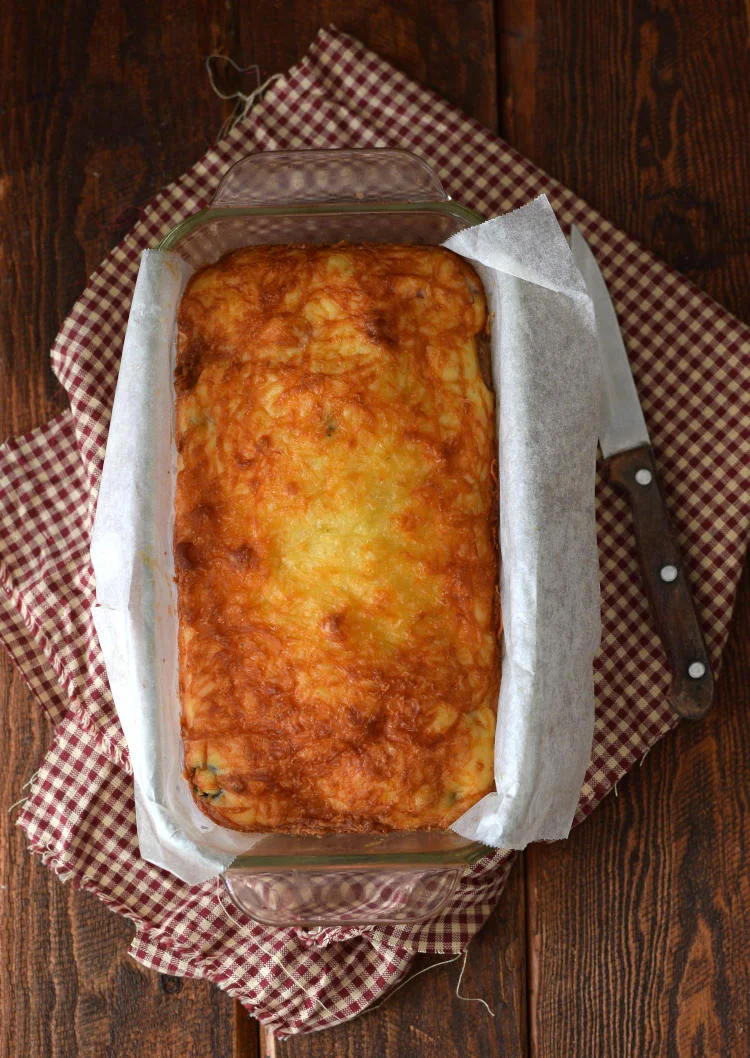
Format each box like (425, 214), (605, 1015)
(156, 198), (484, 252)
(228, 839), (491, 871)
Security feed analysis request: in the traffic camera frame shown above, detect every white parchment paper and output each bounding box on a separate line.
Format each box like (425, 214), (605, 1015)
(445, 199), (601, 846)
(91, 195), (601, 883)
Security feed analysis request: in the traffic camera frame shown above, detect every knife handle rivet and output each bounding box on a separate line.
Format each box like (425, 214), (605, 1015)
(688, 661), (707, 679)
(660, 564), (678, 583)
(635, 469), (653, 486)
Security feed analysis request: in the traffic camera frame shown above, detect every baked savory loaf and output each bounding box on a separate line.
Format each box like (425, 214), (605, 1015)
(175, 243), (500, 834)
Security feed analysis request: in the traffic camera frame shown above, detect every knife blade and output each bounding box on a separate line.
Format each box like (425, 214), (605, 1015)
(570, 225), (714, 720)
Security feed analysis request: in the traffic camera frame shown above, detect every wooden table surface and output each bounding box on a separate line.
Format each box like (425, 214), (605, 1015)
(1, 1), (748, 1055)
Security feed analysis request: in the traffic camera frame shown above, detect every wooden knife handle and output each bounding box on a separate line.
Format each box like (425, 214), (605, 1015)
(604, 444), (714, 720)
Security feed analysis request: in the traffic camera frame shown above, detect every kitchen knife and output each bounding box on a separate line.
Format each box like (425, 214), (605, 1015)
(570, 225), (714, 720)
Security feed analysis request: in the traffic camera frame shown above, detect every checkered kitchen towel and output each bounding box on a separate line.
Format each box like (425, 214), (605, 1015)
(1, 27), (748, 1037)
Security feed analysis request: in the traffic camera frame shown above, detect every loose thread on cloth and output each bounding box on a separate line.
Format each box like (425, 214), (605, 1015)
(364, 947), (496, 1020)
(363, 953), (462, 1016)
(205, 54), (282, 141)
(456, 949), (496, 1017)
(7, 769), (42, 815)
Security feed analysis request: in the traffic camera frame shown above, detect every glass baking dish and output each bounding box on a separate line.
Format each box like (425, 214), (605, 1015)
(158, 148), (492, 926)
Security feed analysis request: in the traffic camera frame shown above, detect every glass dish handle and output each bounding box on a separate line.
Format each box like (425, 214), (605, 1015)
(223, 864), (463, 927)
(210, 148), (449, 209)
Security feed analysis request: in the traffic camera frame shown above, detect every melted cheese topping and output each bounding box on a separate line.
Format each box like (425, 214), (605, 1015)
(175, 244), (500, 833)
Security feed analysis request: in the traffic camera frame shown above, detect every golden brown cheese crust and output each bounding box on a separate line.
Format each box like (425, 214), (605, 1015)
(175, 243), (500, 833)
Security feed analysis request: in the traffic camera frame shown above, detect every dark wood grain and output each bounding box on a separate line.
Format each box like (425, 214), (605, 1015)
(496, 0), (537, 159)
(527, 564), (750, 1058)
(605, 445), (714, 719)
(500, 0), (749, 319)
(234, 0), (498, 136)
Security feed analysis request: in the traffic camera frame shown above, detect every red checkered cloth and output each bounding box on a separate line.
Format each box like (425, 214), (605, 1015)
(1, 27), (748, 1037)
